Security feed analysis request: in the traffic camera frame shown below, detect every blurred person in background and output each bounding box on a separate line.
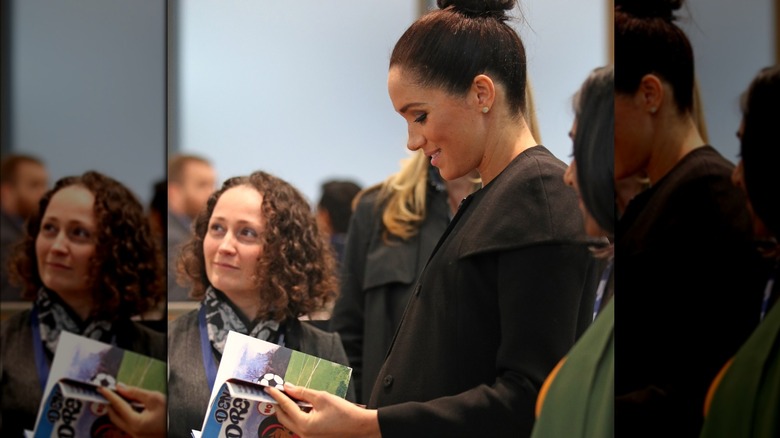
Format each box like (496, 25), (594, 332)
(316, 179), (363, 266)
(0, 154), (49, 302)
(167, 153), (216, 301)
(699, 64), (780, 438)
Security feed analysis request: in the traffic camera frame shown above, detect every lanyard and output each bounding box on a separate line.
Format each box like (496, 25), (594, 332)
(30, 307), (50, 392)
(760, 272), (776, 322)
(30, 306), (118, 393)
(592, 259), (614, 321)
(198, 305), (285, 391)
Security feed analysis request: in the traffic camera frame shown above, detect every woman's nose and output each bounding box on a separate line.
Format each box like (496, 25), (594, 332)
(407, 126), (425, 151)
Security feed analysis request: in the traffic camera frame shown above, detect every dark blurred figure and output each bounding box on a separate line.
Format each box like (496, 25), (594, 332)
(316, 179), (362, 264)
(700, 64), (780, 438)
(136, 178), (168, 329)
(167, 154), (215, 301)
(148, 179), (166, 248)
(0, 154), (48, 301)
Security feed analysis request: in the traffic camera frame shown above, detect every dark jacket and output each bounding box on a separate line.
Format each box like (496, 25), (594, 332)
(0, 309), (166, 436)
(615, 146), (767, 437)
(330, 182), (450, 403)
(0, 210), (24, 301)
(167, 211), (193, 301)
(368, 146), (598, 437)
(167, 310), (354, 437)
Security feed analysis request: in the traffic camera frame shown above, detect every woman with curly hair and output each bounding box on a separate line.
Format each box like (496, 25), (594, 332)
(167, 170), (352, 437)
(0, 170), (166, 437)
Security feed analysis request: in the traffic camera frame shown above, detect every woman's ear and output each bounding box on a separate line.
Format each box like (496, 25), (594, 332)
(638, 74), (664, 114)
(473, 74), (496, 113)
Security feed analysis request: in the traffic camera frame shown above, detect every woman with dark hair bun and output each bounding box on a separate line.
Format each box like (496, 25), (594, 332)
(614, 0), (766, 436)
(0, 171), (166, 436)
(699, 64), (780, 438)
(267, 1), (597, 436)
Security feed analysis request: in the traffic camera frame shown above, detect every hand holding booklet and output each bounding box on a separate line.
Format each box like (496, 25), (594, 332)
(29, 331), (166, 438)
(195, 330), (353, 437)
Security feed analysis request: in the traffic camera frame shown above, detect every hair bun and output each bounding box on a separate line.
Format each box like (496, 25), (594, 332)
(437, 0), (516, 19)
(615, 0), (683, 20)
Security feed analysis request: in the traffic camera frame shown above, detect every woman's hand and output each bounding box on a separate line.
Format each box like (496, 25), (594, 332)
(97, 384), (167, 438)
(266, 382), (381, 438)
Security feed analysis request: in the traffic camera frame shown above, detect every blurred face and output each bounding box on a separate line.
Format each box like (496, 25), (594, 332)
(388, 67), (483, 181)
(564, 122), (605, 238)
(204, 185), (265, 298)
(182, 161), (216, 218)
(36, 185), (97, 299)
(614, 92), (652, 181)
(12, 162), (49, 218)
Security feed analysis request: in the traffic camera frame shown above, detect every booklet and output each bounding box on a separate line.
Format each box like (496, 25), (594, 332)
(196, 330), (352, 437)
(30, 331), (167, 438)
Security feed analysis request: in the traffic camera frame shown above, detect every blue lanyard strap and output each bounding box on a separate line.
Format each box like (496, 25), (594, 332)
(760, 271), (776, 322)
(198, 305), (287, 391)
(198, 305), (218, 391)
(30, 306), (51, 393)
(592, 259), (614, 321)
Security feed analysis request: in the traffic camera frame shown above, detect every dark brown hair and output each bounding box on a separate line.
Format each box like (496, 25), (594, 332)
(390, 0), (527, 118)
(740, 65), (780, 237)
(178, 171), (338, 322)
(572, 65), (615, 237)
(9, 171), (164, 320)
(615, 0), (694, 114)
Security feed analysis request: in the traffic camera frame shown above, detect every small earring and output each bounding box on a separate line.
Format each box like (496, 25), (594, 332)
(649, 107), (657, 114)
(482, 106), (489, 114)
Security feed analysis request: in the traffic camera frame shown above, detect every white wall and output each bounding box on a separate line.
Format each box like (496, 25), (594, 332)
(10, 0), (166, 204)
(681, 0), (774, 162)
(176, 0), (608, 204)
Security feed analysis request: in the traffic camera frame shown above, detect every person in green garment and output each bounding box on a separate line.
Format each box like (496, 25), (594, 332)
(530, 64), (615, 438)
(699, 64), (780, 438)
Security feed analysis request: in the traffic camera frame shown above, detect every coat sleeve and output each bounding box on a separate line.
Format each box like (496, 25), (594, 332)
(376, 244), (594, 437)
(329, 196), (376, 402)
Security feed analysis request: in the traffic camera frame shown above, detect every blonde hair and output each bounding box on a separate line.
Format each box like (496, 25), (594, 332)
(693, 76), (709, 144)
(366, 76), (541, 241)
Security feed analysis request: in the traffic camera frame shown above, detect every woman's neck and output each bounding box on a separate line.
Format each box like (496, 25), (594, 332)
(56, 291), (94, 321)
(479, 116), (537, 186)
(223, 290), (262, 322)
(646, 116), (705, 185)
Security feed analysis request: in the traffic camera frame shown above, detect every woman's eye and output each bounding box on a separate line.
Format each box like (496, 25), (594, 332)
(209, 223), (225, 234)
(71, 227), (91, 239)
(41, 223), (57, 235)
(240, 228), (258, 238)
(414, 113), (428, 123)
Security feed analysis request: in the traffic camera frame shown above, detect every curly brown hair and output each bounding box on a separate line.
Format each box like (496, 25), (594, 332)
(8, 171), (165, 320)
(178, 171), (338, 322)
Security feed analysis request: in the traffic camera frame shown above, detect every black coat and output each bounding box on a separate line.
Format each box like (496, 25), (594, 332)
(615, 146), (767, 437)
(368, 146), (598, 437)
(330, 181), (451, 403)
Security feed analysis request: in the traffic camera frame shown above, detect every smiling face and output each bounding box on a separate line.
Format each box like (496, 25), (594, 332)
(35, 185), (97, 300)
(387, 67), (485, 181)
(203, 185), (265, 299)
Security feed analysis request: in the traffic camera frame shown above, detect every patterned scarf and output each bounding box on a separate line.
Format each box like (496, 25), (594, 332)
(202, 286), (281, 355)
(36, 288), (113, 355)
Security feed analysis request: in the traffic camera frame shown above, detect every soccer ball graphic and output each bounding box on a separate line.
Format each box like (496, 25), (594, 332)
(91, 372), (117, 390)
(257, 373), (285, 390)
